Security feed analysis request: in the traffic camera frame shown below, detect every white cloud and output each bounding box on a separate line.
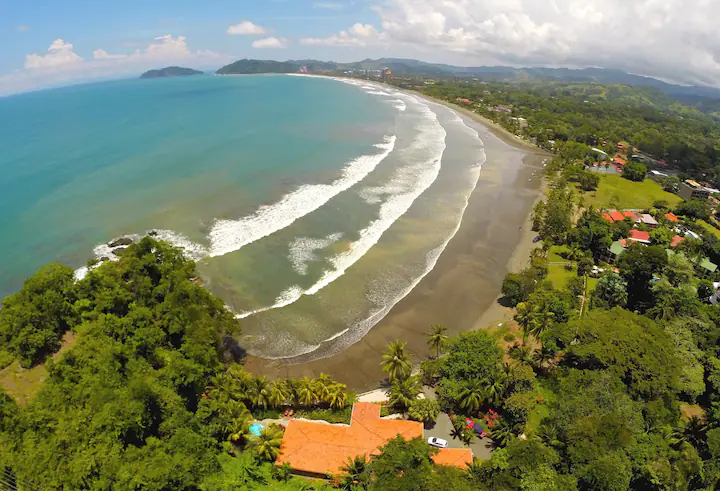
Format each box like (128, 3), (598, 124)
(300, 23), (382, 46)
(313, 2), (344, 9)
(305, 0), (720, 86)
(16, 25), (30, 32)
(2, 35), (228, 97)
(25, 39), (84, 69)
(227, 21), (270, 36)
(251, 37), (287, 49)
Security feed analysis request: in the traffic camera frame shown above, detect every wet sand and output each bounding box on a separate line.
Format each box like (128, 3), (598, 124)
(243, 97), (549, 391)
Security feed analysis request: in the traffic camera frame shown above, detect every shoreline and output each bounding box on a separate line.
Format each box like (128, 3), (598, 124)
(242, 84), (551, 390)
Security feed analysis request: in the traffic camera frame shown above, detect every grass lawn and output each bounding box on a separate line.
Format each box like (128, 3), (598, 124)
(698, 220), (720, 239)
(580, 174), (682, 210)
(526, 380), (557, 435)
(547, 263), (576, 289)
(547, 245), (570, 263)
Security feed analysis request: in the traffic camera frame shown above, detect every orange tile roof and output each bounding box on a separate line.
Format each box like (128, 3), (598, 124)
(665, 212), (680, 223)
(629, 229), (650, 242)
(609, 210), (625, 222)
(623, 211), (636, 218)
(602, 212), (614, 223)
(275, 402), (472, 476)
(671, 235), (684, 247)
(431, 448), (473, 468)
(613, 157), (627, 165)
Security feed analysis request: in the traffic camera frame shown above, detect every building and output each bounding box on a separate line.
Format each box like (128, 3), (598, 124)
(665, 212), (680, 223)
(638, 214), (658, 228)
(602, 240), (627, 264)
(678, 180), (718, 201)
(649, 170), (670, 182)
(628, 229), (651, 244)
(456, 98), (471, 103)
(382, 67), (392, 80)
(275, 402), (473, 478)
(697, 258), (718, 277)
(670, 235), (685, 248)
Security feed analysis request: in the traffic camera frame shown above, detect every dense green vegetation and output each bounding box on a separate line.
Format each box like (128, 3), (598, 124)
(140, 66), (203, 78)
(416, 79), (720, 183)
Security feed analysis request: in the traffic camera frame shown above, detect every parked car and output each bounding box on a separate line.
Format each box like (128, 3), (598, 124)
(533, 235), (542, 243)
(427, 437), (448, 448)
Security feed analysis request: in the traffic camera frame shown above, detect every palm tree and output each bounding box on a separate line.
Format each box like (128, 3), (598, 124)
(250, 424), (285, 462)
(381, 340), (412, 381)
(514, 302), (536, 341)
(387, 375), (421, 413)
(225, 416), (251, 444)
(535, 423), (565, 451)
(247, 376), (270, 410)
(489, 418), (516, 448)
(482, 376), (507, 407)
(297, 376), (317, 406)
(532, 344), (555, 369)
(267, 380), (289, 408)
(327, 383), (349, 409)
(458, 379), (485, 415)
(528, 302), (555, 340)
(684, 416), (708, 450)
(314, 373), (335, 403)
(340, 455), (369, 490)
(426, 324), (448, 359)
(509, 344), (532, 364)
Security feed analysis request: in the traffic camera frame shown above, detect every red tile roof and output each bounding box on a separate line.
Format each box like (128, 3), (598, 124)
(275, 403), (472, 476)
(456, 98), (471, 103)
(602, 213), (614, 223)
(623, 211), (636, 218)
(619, 239), (628, 247)
(609, 211), (625, 222)
(670, 235), (684, 248)
(613, 157), (627, 166)
(665, 212), (680, 223)
(628, 229), (651, 242)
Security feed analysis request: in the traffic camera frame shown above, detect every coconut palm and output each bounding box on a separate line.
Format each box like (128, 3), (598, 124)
(297, 376), (317, 406)
(535, 423), (565, 451)
(339, 455), (369, 490)
(250, 424), (285, 462)
(225, 416), (251, 444)
(314, 373), (337, 404)
(509, 344), (532, 364)
(267, 380), (289, 408)
(381, 340), (412, 381)
(532, 344), (555, 369)
(426, 324), (448, 359)
(481, 376), (507, 406)
(489, 418), (516, 448)
(387, 375), (421, 413)
(458, 379), (485, 415)
(247, 376), (271, 410)
(514, 302), (536, 341)
(327, 383), (349, 409)
(528, 303), (555, 340)
(227, 364), (253, 398)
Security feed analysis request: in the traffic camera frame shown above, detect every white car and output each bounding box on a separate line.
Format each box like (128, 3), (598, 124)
(427, 437), (448, 448)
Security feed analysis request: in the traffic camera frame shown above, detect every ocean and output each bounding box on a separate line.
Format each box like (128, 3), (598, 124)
(0, 74), (485, 360)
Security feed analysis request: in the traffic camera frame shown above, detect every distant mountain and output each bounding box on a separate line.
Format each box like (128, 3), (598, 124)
(140, 67), (203, 79)
(214, 57), (720, 102)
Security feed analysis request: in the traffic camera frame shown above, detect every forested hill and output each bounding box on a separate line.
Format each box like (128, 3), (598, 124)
(140, 66), (203, 78)
(214, 57), (720, 103)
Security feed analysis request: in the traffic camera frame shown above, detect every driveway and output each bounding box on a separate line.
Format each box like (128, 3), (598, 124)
(425, 412), (493, 461)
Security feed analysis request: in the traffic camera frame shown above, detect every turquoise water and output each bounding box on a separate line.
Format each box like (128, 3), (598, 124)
(0, 75), (484, 360)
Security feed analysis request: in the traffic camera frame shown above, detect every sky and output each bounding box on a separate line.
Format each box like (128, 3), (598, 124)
(3, 0), (720, 96)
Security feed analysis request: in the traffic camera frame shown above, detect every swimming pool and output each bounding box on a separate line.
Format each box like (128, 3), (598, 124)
(249, 423), (264, 437)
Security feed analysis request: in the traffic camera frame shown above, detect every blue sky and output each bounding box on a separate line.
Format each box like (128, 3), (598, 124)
(3, 0), (720, 95)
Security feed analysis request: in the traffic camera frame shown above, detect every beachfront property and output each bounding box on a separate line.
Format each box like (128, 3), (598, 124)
(678, 180), (719, 201)
(275, 402), (473, 478)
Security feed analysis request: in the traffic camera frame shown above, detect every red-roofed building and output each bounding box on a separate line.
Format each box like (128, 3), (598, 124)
(456, 98), (471, 103)
(276, 403), (473, 478)
(623, 211), (636, 219)
(619, 239), (628, 248)
(602, 212), (614, 223)
(670, 236), (685, 248)
(628, 229), (651, 243)
(609, 210), (626, 222)
(665, 212), (680, 223)
(613, 157), (627, 166)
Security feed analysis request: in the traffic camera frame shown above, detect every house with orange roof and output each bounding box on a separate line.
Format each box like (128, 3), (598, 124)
(275, 402), (473, 478)
(628, 229), (651, 244)
(609, 210), (626, 222)
(670, 235), (685, 248)
(665, 212), (680, 223)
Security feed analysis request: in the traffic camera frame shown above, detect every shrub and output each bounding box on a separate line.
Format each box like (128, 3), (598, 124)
(408, 399), (441, 425)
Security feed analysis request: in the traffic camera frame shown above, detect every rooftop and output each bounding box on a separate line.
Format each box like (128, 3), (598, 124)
(665, 212), (680, 223)
(275, 402), (473, 476)
(670, 235), (684, 248)
(628, 229), (651, 242)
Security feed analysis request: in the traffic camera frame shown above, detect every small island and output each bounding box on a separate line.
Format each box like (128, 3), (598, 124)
(140, 66), (203, 79)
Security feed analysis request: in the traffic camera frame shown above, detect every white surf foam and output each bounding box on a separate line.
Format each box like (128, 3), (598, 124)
(208, 135), (396, 258)
(392, 99), (407, 112)
(288, 232), (343, 275)
(287, 107), (488, 359)
(235, 95), (447, 319)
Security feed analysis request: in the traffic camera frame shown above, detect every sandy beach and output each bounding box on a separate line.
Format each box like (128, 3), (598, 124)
(243, 95), (550, 391)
